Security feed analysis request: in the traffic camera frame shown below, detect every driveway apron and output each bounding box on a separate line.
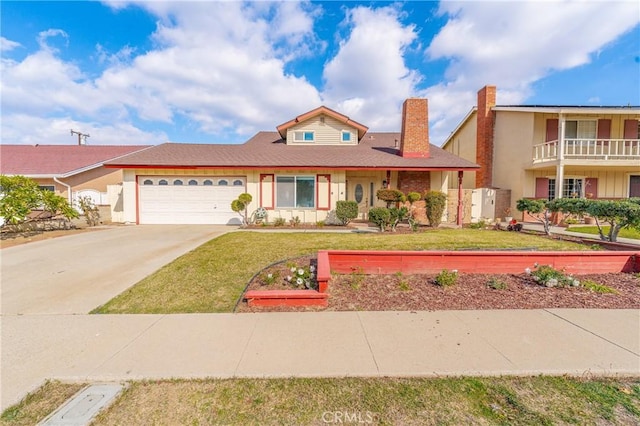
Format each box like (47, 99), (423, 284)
(1, 225), (233, 315)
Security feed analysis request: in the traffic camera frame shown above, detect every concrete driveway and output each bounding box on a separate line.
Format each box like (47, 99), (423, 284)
(1, 225), (235, 314)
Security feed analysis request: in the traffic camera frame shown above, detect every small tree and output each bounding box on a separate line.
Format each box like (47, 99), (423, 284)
(335, 200), (358, 225)
(231, 193), (252, 226)
(76, 195), (99, 226)
(368, 207), (391, 232)
(423, 190), (446, 228)
(0, 175), (77, 225)
(389, 206), (408, 232)
(406, 191), (422, 232)
(376, 188), (405, 208)
(586, 199), (640, 242)
(516, 198), (551, 235)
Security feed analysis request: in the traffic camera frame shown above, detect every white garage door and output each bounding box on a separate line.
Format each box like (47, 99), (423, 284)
(138, 176), (245, 224)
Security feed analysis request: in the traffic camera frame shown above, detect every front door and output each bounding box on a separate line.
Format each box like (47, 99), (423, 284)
(348, 179), (372, 219)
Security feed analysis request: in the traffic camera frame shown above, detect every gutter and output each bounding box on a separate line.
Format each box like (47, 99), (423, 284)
(53, 176), (73, 204)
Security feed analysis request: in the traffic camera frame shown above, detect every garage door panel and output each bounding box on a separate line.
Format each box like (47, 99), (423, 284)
(138, 176), (245, 224)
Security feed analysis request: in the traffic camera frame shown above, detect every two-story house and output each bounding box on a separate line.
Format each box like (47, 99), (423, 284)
(443, 85), (640, 220)
(106, 100), (479, 225)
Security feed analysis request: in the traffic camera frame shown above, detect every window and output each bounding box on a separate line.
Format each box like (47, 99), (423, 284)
(548, 178), (584, 200)
(293, 131), (314, 142)
(565, 120), (596, 141)
(218, 179), (228, 186)
(143, 180), (153, 185)
(173, 179), (183, 185)
(276, 176), (315, 208)
(188, 180), (198, 186)
(159, 179), (168, 186)
(233, 179), (244, 186)
(38, 185), (55, 192)
(341, 131), (351, 142)
(203, 180), (213, 186)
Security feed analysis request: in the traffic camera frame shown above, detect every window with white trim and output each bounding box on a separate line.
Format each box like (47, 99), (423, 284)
(565, 120), (596, 142)
(548, 178), (584, 200)
(341, 131), (351, 142)
(276, 176), (315, 208)
(293, 131), (314, 142)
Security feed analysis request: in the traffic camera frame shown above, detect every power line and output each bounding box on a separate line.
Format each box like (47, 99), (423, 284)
(70, 129), (90, 145)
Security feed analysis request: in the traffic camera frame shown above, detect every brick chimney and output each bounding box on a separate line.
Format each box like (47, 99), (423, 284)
(399, 98), (429, 158)
(475, 85), (496, 188)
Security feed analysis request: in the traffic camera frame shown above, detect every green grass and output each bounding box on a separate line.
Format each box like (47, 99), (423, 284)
(92, 229), (587, 314)
(4, 377), (638, 425)
(566, 225), (640, 240)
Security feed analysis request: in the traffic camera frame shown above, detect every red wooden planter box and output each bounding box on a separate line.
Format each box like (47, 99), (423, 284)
(316, 250), (639, 293)
(244, 289), (328, 307)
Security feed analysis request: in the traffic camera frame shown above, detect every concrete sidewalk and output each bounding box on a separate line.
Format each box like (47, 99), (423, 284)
(2, 309), (639, 411)
(521, 223), (640, 248)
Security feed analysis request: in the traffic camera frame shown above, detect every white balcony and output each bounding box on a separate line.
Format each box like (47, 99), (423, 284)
(533, 138), (640, 164)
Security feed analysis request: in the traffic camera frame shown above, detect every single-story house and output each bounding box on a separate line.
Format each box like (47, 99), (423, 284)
(442, 85), (640, 220)
(106, 99), (479, 225)
(0, 144), (150, 209)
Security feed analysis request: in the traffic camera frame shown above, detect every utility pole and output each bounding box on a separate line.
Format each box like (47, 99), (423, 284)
(70, 129), (90, 145)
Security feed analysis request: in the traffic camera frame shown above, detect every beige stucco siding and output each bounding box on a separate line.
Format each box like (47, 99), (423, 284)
(492, 111), (535, 197)
(286, 114), (358, 145)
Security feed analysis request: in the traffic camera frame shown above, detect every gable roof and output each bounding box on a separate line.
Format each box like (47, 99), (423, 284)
(0, 145), (151, 177)
(106, 132), (479, 171)
(276, 106), (369, 140)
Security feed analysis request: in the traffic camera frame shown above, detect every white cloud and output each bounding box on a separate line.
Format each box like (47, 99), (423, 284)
(0, 37), (21, 52)
(425, 0), (640, 145)
(37, 29), (69, 51)
(321, 5), (422, 131)
(1, 114), (166, 145)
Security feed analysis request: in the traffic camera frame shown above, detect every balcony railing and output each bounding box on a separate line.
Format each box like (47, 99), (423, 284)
(533, 138), (640, 163)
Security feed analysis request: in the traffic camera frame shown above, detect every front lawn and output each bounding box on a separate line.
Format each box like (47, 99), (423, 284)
(566, 225), (640, 240)
(92, 229), (587, 314)
(3, 377), (639, 425)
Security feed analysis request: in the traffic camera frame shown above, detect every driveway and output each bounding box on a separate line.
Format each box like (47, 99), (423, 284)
(1, 225), (234, 314)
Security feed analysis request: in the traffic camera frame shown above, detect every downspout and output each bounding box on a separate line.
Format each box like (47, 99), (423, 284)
(457, 171), (464, 226)
(53, 176), (73, 205)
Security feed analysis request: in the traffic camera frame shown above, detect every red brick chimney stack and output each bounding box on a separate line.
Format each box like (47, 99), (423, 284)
(399, 98), (430, 158)
(475, 85), (496, 188)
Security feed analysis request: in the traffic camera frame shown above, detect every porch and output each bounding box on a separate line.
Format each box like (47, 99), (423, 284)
(533, 138), (640, 164)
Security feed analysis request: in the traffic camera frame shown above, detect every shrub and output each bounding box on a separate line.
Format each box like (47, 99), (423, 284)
(388, 206), (408, 232)
(487, 278), (507, 290)
(76, 195), (100, 226)
(316, 220), (325, 228)
(335, 200), (358, 225)
(406, 192), (421, 204)
(285, 264), (316, 289)
(423, 190), (447, 227)
(435, 269), (458, 287)
(368, 207), (391, 232)
(376, 189), (405, 207)
(273, 217), (286, 227)
(526, 264), (580, 287)
(289, 216), (301, 227)
(581, 279), (618, 294)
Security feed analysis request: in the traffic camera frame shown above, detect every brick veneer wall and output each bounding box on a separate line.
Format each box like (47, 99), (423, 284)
(399, 98), (430, 158)
(397, 171), (430, 194)
(475, 86), (496, 188)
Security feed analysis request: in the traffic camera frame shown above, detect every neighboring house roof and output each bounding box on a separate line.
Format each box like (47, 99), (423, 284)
(0, 145), (151, 177)
(276, 106), (369, 140)
(106, 132), (479, 171)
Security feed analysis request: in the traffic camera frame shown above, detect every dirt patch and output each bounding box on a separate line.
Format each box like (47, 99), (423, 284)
(236, 255), (640, 313)
(0, 227), (101, 249)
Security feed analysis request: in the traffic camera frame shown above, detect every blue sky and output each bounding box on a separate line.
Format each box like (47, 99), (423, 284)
(1, 1), (639, 147)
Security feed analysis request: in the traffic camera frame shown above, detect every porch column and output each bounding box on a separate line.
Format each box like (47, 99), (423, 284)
(555, 115), (566, 199)
(457, 171), (463, 226)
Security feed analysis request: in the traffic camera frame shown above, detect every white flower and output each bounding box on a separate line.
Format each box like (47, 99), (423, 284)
(290, 267), (297, 273)
(310, 273), (315, 279)
(297, 268), (305, 276)
(267, 273), (273, 279)
(533, 276), (540, 282)
(572, 279), (580, 287)
(309, 265), (315, 272)
(452, 269), (458, 274)
(546, 278), (558, 287)
(296, 278), (303, 285)
(286, 275), (292, 282)
(524, 268), (531, 275)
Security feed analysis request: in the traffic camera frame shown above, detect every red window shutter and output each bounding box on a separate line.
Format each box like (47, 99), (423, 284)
(596, 119), (611, 147)
(535, 178), (549, 199)
(260, 174), (274, 209)
(585, 178), (598, 199)
(545, 119), (558, 142)
(623, 119), (638, 139)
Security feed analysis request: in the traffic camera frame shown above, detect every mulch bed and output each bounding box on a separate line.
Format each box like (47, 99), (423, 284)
(235, 255), (640, 313)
